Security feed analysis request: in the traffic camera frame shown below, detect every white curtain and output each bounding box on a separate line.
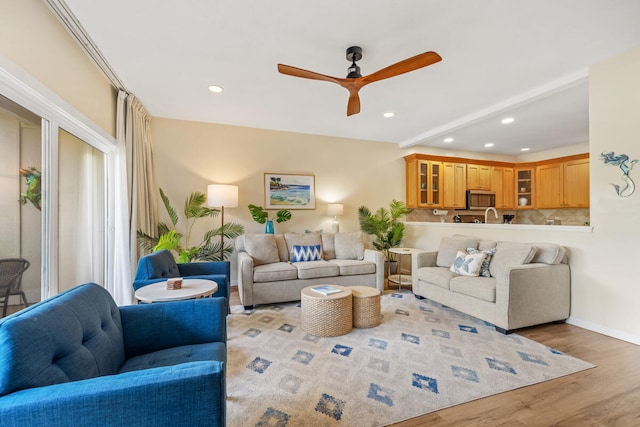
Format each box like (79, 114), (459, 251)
(74, 143), (104, 285)
(109, 90), (158, 305)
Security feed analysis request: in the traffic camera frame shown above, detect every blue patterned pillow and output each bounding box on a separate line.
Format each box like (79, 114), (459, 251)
(467, 247), (496, 277)
(291, 244), (323, 262)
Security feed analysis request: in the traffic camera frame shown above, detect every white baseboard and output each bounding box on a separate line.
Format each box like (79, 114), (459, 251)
(567, 316), (640, 346)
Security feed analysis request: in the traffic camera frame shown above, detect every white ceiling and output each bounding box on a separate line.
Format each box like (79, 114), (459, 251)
(62, 0), (640, 156)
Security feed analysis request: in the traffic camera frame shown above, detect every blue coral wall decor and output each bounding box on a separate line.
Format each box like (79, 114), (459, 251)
(600, 152), (638, 197)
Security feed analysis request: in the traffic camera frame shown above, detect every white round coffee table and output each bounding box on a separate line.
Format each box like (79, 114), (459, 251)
(135, 279), (218, 303)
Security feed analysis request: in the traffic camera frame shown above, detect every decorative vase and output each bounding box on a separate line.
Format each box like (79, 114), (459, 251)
(265, 220), (274, 234)
(518, 197), (528, 206)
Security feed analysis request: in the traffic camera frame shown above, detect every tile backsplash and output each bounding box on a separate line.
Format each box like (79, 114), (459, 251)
(406, 208), (590, 226)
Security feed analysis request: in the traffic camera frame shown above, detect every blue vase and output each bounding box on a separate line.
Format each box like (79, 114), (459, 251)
(265, 220), (274, 234)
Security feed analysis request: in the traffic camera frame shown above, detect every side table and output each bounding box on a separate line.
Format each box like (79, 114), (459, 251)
(388, 247), (424, 291)
(301, 285), (352, 337)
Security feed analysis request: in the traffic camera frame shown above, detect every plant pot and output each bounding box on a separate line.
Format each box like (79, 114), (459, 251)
(384, 260), (398, 276)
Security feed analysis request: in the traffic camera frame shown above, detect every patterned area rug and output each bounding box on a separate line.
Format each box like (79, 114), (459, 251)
(226, 291), (594, 426)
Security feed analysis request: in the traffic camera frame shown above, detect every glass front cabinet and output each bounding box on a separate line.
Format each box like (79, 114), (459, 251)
(405, 154), (443, 208)
(515, 167), (535, 209)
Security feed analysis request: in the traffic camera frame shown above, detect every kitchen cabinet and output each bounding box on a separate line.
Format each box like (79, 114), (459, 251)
(443, 162), (467, 208)
(515, 167), (534, 209)
(491, 166), (515, 209)
(536, 158), (589, 208)
(467, 164), (492, 190)
(405, 157), (443, 208)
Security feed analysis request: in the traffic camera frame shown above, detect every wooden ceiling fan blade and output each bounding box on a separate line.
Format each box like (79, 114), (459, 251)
(347, 89), (361, 116)
(362, 51), (442, 84)
(277, 64), (342, 84)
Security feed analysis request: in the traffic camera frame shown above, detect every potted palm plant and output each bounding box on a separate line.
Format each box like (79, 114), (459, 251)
(358, 199), (413, 273)
(137, 188), (244, 262)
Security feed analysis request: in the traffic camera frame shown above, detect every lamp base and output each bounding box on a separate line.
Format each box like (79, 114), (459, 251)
(331, 220), (340, 233)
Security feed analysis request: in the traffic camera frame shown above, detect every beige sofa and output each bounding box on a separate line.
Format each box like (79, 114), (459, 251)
(236, 232), (384, 309)
(412, 235), (570, 333)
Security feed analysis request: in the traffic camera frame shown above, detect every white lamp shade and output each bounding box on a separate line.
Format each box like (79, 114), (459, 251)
(327, 203), (344, 217)
(207, 184), (238, 207)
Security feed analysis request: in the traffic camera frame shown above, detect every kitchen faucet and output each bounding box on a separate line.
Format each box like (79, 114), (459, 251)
(484, 207), (498, 224)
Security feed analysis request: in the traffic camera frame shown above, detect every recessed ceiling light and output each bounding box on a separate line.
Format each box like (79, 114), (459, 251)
(443, 137), (454, 143)
(484, 142), (494, 148)
(521, 147), (530, 152)
(383, 112), (395, 118)
(501, 117), (515, 124)
(208, 85), (224, 93)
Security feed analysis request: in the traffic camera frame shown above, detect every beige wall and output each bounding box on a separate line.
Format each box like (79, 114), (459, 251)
(0, 0), (116, 137)
(152, 118), (404, 235)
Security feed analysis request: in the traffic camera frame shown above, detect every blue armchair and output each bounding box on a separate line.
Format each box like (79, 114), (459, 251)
(133, 250), (230, 305)
(0, 283), (226, 426)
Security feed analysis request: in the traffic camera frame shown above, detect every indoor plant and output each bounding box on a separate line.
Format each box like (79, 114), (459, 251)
(358, 199), (413, 270)
(137, 188), (244, 262)
(248, 204), (292, 233)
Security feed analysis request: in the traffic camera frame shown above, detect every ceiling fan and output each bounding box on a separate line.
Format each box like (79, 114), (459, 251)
(277, 46), (442, 116)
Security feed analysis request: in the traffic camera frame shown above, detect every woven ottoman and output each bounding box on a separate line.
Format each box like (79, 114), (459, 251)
(351, 286), (381, 328)
(301, 285), (353, 337)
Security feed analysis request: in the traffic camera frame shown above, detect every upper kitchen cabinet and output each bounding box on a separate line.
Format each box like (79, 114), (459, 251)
(536, 155), (590, 208)
(443, 162), (467, 209)
(405, 154), (443, 208)
(492, 166), (515, 209)
(467, 164), (492, 190)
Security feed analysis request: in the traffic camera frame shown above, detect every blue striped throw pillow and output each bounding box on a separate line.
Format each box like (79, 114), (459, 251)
(291, 244), (323, 262)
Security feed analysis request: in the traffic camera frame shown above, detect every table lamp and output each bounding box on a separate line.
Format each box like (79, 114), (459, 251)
(327, 203), (344, 233)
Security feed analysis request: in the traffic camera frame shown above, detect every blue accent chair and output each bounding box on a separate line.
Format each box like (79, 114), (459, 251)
(0, 283), (227, 426)
(133, 250), (230, 307)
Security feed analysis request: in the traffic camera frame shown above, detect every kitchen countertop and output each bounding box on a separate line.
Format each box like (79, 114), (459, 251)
(405, 221), (593, 233)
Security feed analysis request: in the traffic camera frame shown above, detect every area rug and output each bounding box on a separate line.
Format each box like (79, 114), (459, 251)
(226, 291), (594, 426)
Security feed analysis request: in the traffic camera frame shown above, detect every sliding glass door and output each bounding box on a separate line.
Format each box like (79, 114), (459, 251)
(0, 95), (43, 307)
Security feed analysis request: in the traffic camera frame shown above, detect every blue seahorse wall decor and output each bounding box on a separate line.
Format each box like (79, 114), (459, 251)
(600, 152), (638, 197)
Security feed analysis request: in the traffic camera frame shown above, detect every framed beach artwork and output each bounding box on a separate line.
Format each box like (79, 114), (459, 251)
(264, 173), (316, 209)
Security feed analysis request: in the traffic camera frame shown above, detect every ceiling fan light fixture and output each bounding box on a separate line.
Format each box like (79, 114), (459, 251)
(277, 45), (442, 116)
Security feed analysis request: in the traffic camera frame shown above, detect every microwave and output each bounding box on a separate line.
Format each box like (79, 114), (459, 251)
(466, 190), (496, 210)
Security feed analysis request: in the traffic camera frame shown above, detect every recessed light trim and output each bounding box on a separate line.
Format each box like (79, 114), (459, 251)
(383, 112), (395, 118)
(208, 85), (224, 93)
(521, 147), (530, 152)
(484, 142), (494, 148)
(443, 137), (454, 143)
(501, 117), (515, 124)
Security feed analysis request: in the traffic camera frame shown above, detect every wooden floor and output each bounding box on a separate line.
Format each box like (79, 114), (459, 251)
(6, 287), (640, 425)
(231, 286), (640, 426)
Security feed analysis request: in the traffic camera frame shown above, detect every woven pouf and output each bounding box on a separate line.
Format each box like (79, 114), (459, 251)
(351, 286), (381, 328)
(301, 285), (353, 337)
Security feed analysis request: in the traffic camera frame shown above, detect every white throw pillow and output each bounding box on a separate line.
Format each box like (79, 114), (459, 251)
(449, 250), (487, 277)
(334, 232), (365, 260)
(243, 234), (280, 266)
